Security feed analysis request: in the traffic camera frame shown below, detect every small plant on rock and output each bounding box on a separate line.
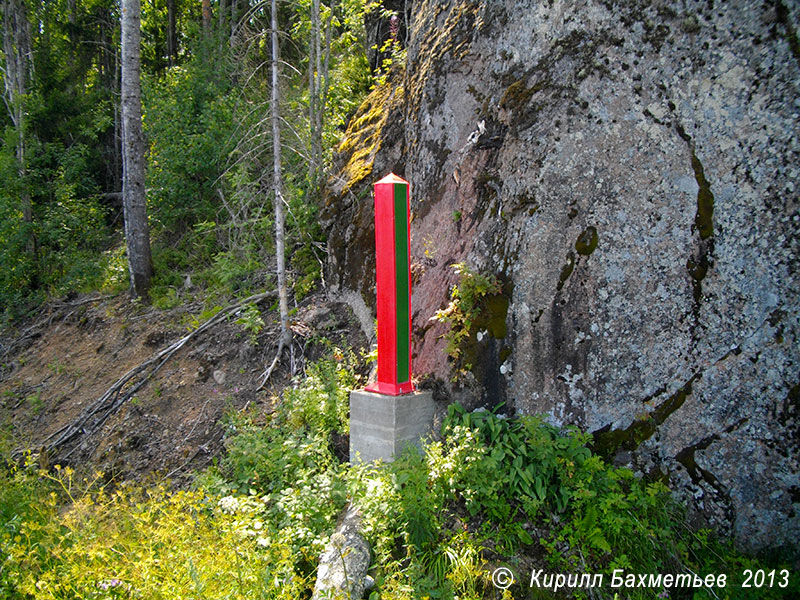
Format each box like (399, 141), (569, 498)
(432, 263), (503, 377)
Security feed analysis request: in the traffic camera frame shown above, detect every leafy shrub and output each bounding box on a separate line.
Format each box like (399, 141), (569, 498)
(351, 403), (797, 599)
(144, 61), (234, 239)
(1, 354), (359, 599)
(432, 263), (503, 377)
(235, 302), (265, 344)
(0, 136), (110, 319)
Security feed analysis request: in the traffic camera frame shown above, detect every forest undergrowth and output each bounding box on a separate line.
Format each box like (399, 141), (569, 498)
(1, 350), (796, 600)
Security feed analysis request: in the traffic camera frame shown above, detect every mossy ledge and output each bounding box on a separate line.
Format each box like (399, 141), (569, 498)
(575, 225), (599, 256)
(335, 82), (404, 195)
(592, 373), (702, 459)
(556, 251), (576, 291)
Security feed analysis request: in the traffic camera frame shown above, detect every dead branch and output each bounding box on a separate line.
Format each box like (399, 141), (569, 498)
(35, 290), (276, 462)
(256, 334), (285, 391)
(51, 293), (121, 309)
(1, 293), (121, 377)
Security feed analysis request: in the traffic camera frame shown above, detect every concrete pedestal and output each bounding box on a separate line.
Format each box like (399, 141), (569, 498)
(349, 389), (435, 463)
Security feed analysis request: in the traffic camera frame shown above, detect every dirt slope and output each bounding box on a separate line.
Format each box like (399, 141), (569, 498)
(0, 292), (366, 484)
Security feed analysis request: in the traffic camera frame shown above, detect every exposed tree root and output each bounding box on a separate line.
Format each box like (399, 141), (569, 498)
(256, 335), (286, 391)
(33, 290), (276, 463)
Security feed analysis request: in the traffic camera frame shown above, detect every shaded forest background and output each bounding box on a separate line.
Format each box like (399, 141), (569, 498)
(0, 0), (386, 321)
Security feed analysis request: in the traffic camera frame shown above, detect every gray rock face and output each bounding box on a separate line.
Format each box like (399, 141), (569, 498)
(324, 0), (800, 553)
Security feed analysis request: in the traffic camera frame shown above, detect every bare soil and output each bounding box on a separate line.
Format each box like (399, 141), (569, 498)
(0, 291), (367, 485)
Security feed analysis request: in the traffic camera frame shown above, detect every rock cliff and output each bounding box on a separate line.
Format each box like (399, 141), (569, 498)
(322, 0), (800, 554)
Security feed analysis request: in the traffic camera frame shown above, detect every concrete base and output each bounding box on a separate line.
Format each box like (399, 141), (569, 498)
(349, 389), (435, 463)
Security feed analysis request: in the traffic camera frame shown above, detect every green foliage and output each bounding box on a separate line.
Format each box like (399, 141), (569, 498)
(208, 354), (356, 499)
(2, 363), (796, 600)
(0, 1), (122, 317)
(0, 457), (59, 598)
(367, 2), (407, 87)
(0, 134), (111, 318)
(150, 284), (181, 310)
(1, 0), (375, 313)
(432, 263), (503, 375)
(1, 462), (308, 599)
(184, 304), (223, 331)
(349, 403), (796, 599)
(144, 58), (234, 239)
(426, 404), (593, 553)
(1, 353), (359, 599)
(235, 302), (265, 344)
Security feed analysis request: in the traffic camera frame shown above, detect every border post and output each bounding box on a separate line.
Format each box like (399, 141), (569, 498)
(349, 173), (434, 463)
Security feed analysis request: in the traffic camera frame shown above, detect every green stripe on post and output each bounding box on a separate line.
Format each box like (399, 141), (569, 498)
(394, 183), (410, 383)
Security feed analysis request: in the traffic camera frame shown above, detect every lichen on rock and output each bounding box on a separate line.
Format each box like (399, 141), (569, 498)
(324, 0), (800, 554)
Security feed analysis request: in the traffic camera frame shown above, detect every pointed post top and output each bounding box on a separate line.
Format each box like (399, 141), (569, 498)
(375, 172), (409, 186)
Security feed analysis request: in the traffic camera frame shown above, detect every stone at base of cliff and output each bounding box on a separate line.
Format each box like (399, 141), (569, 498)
(349, 389), (435, 463)
(312, 504), (371, 600)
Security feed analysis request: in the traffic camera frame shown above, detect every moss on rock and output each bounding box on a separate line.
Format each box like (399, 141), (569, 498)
(575, 226), (599, 256)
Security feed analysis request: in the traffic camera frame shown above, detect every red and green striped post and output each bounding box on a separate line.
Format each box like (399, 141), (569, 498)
(366, 173), (414, 396)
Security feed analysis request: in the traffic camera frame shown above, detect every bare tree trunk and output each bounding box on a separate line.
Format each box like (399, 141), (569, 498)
(2, 0), (35, 260)
(218, 0), (226, 50)
(307, 0), (334, 191)
(112, 30), (123, 194)
(308, 0), (318, 187)
(320, 1), (334, 151)
(230, 0), (237, 48)
(167, 0), (177, 67)
(121, 0), (153, 299)
(202, 0), (211, 32)
(313, 0), (322, 179)
(271, 0), (290, 348)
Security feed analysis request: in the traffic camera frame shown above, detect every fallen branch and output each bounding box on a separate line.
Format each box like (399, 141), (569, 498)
(52, 293), (121, 309)
(1, 293), (121, 381)
(36, 290), (277, 462)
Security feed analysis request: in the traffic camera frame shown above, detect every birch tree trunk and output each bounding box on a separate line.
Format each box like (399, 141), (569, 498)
(271, 0), (290, 348)
(320, 1), (334, 149)
(121, 0), (153, 298)
(230, 0), (237, 48)
(1, 0), (35, 260)
(309, 0), (321, 188)
(308, 0), (334, 191)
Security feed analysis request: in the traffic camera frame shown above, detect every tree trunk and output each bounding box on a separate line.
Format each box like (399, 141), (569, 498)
(230, 0), (236, 48)
(308, 0), (318, 187)
(121, 0), (153, 298)
(167, 0), (177, 67)
(202, 0), (211, 32)
(313, 0), (322, 180)
(218, 0), (226, 50)
(320, 1), (335, 152)
(2, 0), (35, 260)
(271, 0), (290, 347)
